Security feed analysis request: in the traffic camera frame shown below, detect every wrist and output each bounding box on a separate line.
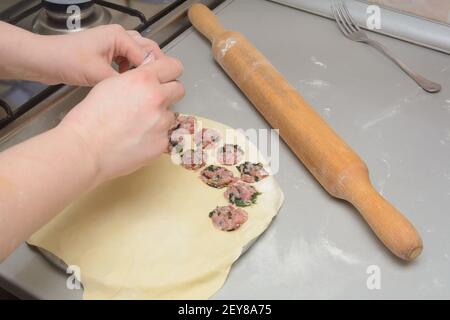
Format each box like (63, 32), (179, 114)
(54, 122), (102, 190)
(27, 34), (66, 85)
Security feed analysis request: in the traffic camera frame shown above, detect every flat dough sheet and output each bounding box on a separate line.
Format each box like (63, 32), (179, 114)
(28, 116), (284, 299)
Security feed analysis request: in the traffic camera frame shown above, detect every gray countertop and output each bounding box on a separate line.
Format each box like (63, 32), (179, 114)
(270, 0), (450, 53)
(1, 0), (450, 299)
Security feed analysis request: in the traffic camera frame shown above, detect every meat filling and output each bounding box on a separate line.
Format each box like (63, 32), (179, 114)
(195, 128), (222, 150)
(224, 181), (261, 207)
(217, 144), (244, 166)
(200, 165), (236, 189)
(168, 127), (190, 154)
(175, 114), (197, 134)
(209, 205), (248, 232)
(181, 150), (207, 170)
(236, 162), (269, 183)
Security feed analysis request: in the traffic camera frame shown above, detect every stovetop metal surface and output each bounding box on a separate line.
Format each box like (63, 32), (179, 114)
(0, 0), (449, 299)
(0, 0), (180, 130)
(0, 0), (176, 29)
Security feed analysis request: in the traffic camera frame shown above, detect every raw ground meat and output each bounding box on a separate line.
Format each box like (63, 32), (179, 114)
(200, 165), (236, 189)
(209, 205), (248, 232)
(168, 127), (190, 154)
(236, 162), (269, 183)
(224, 181), (261, 207)
(176, 114), (197, 134)
(217, 144), (244, 166)
(195, 128), (222, 150)
(181, 149), (207, 170)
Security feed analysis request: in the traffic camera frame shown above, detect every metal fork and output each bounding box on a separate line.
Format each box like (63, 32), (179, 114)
(331, 0), (441, 93)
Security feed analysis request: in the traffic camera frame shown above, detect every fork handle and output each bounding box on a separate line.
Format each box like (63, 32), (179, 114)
(366, 39), (441, 93)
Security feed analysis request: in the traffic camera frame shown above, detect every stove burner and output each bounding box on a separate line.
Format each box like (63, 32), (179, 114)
(0, 99), (13, 127)
(45, 0), (93, 4)
(45, 0), (92, 4)
(32, 0), (112, 35)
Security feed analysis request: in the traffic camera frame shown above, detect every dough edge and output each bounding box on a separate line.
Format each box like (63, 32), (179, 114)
(28, 115), (284, 300)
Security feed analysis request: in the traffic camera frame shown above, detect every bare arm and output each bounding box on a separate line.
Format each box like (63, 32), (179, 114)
(0, 21), (47, 82)
(0, 24), (184, 262)
(0, 57), (184, 262)
(0, 21), (163, 85)
(0, 125), (98, 259)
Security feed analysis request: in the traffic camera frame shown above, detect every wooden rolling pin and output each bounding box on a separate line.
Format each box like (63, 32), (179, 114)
(188, 4), (423, 261)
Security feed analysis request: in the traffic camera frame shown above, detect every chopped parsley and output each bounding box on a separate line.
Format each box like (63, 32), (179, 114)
(234, 198), (248, 207)
(251, 192), (261, 204)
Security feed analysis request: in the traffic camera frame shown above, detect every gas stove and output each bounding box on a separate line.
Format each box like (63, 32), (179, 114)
(4, 0), (174, 35)
(0, 0), (222, 142)
(32, 1), (115, 35)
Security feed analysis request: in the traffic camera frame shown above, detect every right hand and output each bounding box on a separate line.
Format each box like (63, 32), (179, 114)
(59, 55), (185, 185)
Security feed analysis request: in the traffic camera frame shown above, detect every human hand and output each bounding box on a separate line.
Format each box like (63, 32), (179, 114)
(36, 24), (163, 86)
(59, 55), (184, 185)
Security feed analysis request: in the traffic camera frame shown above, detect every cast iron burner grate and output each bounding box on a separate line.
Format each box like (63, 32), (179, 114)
(0, 0), (186, 130)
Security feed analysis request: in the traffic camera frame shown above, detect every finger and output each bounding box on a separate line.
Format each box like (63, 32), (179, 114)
(162, 110), (177, 130)
(126, 30), (140, 37)
(142, 56), (184, 84)
(141, 52), (155, 66)
(90, 63), (119, 85)
(114, 26), (147, 67)
(160, 81), (185, 108)
(127, 30), (164, 60)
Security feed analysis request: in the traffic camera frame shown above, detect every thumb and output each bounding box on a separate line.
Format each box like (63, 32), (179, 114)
(115, 28), (147, 67)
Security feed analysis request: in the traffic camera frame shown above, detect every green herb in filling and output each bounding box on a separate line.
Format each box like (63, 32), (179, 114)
(229, 191), (261, 207)
(234, 198), (248, 207)
(251, 192), (262, 204)
(228, 193), (248, 207)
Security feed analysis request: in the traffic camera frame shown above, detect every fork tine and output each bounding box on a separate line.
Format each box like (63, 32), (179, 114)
(335, 3), (353, 35)
(331, 1), (351, 37)
(337, 2), (358, 33)
(341, 1), (361, 31)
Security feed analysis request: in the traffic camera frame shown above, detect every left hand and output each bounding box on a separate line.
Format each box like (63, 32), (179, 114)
(35, 24), (164, 86)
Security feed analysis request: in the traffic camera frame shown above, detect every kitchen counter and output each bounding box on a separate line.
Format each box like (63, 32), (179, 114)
(370, 0), (450, 24)
(1, 0), (450, 299)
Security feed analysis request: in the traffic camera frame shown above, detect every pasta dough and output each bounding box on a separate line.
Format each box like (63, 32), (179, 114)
(28, 116), (284, 300)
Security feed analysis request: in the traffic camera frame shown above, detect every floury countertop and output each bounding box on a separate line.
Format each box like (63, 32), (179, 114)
(1, 0), (450, 299)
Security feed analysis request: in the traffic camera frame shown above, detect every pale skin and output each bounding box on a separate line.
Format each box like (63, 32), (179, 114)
(0, 22), (185, 262)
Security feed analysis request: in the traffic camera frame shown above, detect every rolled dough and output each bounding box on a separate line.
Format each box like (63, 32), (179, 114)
(28, 116), (284, 300)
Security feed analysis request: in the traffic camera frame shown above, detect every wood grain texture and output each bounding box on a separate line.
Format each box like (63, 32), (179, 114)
(188, 4), (423, 261)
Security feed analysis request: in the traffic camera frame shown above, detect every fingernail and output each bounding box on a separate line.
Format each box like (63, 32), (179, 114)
(141, 51), (155, 66)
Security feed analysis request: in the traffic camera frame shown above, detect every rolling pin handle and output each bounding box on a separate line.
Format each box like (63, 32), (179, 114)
(345, 177), (423, 261)
(188, 4), (225, 43)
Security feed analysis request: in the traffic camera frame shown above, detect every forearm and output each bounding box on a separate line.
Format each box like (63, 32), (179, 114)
(0, 22), (163, 87)
(0, 124), (99, 261)
(0, 21), (59, 83)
